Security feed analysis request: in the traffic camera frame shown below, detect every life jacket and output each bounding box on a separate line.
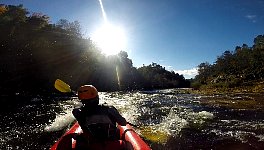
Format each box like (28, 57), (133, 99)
(81, 105), (118, 140)
(84, 114), (113, 125)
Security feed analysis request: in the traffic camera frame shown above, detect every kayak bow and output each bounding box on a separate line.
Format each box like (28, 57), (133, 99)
(50, 122), (151, 150)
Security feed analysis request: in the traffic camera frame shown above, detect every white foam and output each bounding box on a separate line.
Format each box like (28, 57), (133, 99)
(198, 111), (214, 120)
(156, 108), (188, 135)
(44, 100), (78, 132)
(44, 110), (75, 132)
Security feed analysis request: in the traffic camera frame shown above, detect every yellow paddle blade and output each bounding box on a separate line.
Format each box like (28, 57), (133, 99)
(54, 79), (72, 93)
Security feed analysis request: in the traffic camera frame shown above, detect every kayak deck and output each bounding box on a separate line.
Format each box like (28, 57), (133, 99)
(50, 122), (151, 150)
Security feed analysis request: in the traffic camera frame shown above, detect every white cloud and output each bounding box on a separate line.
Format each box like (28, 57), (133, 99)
(245, 15), (257, 23)
(174, 68), (198, 79)
(167, 66), (173, 69)
(245, 15), (256, 19)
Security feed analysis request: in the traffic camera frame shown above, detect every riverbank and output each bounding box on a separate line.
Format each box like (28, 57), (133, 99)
(188, 80), (264, 110)
(191, 80), (264, 94)
(199, 93), (264, 110)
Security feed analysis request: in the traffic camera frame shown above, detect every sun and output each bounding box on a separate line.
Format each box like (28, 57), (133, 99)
(91, 23), (127, 56)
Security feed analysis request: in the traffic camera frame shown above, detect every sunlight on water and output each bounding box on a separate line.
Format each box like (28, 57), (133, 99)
(44, 110), (75, 132)
(99, 91), (216, 144)
(256, 135), (264, 141)
(100, 92), (140, 124)
(44, 99), (79, 132)
(140, 108), (214, 143)
(210, 120), (264, 143)
(159, 107), (188, 135)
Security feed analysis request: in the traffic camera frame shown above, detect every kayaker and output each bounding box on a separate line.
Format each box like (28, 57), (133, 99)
(72, 85), (127, 142)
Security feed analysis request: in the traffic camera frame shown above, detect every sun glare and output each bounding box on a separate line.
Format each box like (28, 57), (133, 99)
(91, 23), (127, 56)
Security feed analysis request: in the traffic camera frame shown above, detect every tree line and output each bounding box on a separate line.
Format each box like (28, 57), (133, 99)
(0, 4), (190, 97)
(193, 34), (264, 90)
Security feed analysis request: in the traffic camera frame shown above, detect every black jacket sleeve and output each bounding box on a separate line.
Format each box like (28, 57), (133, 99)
(107, 106), (127, 126)
(72, 108), (87, 131)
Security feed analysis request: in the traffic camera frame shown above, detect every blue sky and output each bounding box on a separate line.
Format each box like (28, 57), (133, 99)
(2, 0), (264, 79)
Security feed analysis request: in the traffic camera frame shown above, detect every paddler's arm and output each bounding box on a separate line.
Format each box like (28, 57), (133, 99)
(72, 108), (86, 129)
(108, 106), (127, 126)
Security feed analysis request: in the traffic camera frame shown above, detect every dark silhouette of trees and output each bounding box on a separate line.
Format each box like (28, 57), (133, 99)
(137, 63), (190, 90)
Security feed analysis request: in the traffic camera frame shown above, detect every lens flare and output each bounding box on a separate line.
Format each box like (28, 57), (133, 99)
(98, 0), (107, 22)
(93, 0), (127, 55)
(116, 66), (121, 89)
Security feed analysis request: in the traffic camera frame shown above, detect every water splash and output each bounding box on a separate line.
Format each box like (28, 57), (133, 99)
(44, 100), (79, 132)
(44, 110), (75, 132)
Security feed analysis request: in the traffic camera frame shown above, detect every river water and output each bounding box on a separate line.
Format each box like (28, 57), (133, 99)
(1, 89), (264, 150)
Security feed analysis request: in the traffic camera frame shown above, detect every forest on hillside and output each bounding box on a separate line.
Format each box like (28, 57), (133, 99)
(193, 34), (264, 91)
(0, 4), (190, 97)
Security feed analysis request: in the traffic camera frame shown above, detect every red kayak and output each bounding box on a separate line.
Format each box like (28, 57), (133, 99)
(50, 122), (151, 150)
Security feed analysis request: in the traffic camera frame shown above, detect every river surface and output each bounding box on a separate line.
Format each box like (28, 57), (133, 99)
(1, 89), (264, 150)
